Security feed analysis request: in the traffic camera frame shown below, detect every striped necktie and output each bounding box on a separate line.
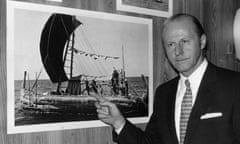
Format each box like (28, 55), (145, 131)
(179, 79), (193, 144)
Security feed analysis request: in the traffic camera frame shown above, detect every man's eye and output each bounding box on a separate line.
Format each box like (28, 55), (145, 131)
(182, 39), (189, 43)
(167, 43), (175, 48)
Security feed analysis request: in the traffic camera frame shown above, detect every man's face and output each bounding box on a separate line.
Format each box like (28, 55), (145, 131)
(162, 19), (206, 77)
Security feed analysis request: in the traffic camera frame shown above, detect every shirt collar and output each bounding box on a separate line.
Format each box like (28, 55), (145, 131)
(179, 59), (208, 95)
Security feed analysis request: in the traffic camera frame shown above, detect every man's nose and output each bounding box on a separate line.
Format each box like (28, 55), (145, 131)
(175, 43), (184, 56)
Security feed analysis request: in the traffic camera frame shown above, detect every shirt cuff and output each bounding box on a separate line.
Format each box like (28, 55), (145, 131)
(114, 121), (125, 134)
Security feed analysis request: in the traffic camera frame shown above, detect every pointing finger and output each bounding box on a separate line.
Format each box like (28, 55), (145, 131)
(90, 92), (107, 102)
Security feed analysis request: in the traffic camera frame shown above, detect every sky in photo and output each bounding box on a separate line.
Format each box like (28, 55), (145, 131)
(13, 8), (150, 80)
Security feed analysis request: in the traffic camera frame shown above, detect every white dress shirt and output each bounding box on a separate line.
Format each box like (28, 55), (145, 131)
(175, 59), (208, 142)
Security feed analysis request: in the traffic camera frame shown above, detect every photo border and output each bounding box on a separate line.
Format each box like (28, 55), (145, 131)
(116, 0), (173, 17)
(7, 1), (153, 134)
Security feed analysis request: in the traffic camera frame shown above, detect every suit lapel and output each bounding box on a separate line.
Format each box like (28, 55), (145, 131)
(162, 76), (179, 144)
(169, 77), (180, 144)
(184, 63), (218, 144)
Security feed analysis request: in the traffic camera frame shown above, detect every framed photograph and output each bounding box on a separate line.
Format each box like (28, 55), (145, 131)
(116, 0), (173, 17)
(7, 1), (153, 134)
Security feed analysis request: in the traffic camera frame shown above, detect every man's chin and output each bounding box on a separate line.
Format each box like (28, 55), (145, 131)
(175, 66), (190, 74)
(175, 64), (188, 71)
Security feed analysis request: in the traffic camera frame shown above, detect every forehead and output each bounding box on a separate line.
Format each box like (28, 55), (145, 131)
(162, 19), (197, 40)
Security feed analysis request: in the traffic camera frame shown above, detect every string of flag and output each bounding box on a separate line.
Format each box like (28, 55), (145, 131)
(80, 74), (112, 79)
(71, 48), (120, 60)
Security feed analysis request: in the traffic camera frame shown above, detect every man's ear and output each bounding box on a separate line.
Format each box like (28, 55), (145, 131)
(200, 34), (207, 50)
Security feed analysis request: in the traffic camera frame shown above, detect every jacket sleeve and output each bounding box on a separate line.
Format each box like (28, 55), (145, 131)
(112, 115), (162, 144)
(112, 87), (164, 144)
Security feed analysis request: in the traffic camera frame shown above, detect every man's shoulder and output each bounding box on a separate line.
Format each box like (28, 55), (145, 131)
(207, 63), (240, 84)
(210, 63), (240, 78)
(156, 76), (179, 92)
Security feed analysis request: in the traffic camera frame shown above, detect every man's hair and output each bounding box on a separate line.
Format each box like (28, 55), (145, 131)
(163, 13), (205, 38)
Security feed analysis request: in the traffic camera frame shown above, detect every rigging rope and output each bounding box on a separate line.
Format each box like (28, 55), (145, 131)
(74, 26), (121, 77)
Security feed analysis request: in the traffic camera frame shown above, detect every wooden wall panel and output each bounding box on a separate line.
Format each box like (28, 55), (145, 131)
(0, 0), (7, 143)
(152, 17), (169, 89)
(182, 0), (240, 71)
(202, 0), (222, 65)
(183, 0), (202, 21)
(202, 0), (239, 71)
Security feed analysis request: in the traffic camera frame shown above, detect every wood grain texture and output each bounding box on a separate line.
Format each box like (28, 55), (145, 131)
(202, 0), (240, 71)
(184, 0), (203, 23)
(2, 0), (240, 144)
(202, 0), (219, 65)
(0, 0), (7, 144)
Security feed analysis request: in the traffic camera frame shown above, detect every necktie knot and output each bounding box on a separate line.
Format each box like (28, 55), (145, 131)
(185, 79), (191, 88)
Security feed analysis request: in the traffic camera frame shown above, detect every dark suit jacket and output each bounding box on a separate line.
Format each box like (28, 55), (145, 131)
(113, 63), (240, 144)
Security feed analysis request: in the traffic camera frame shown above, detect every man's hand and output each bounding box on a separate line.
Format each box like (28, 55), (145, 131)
(91, 92), (126, 130)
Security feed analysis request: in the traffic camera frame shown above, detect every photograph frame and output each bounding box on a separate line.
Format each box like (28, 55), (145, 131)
(7, 1), (153, 134)
(116, 0), (173, 17)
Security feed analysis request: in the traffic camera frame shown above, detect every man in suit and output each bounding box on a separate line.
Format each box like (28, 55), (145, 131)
(94, 13), (240, 144)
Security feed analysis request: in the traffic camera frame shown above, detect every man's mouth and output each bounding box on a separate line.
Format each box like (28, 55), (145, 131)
(176, 58), (189, 62)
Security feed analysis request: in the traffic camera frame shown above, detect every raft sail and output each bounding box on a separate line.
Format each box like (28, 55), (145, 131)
(40, 14), (82, 94)
(40, 13), (81, 83)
